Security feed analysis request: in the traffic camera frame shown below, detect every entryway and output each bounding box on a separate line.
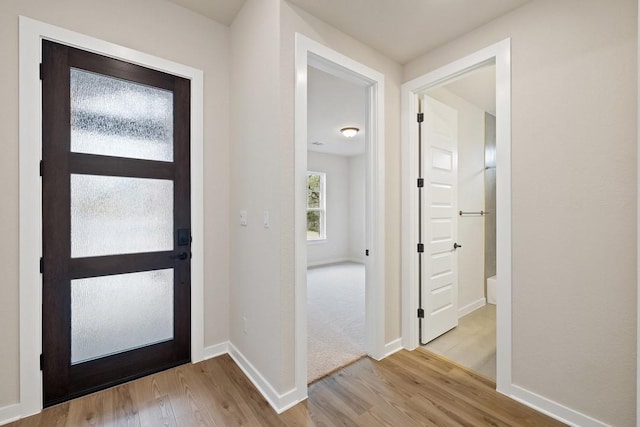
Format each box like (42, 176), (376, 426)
(41, 40), (192, 406)
(417, 66), (498, 379)
(294, 34), (386, 395)
(401, 39), (512, 391)
(305, 64), (368, 382)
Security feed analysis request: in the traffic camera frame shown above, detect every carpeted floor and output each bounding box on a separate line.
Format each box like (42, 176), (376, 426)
(307, 262), (365, 383)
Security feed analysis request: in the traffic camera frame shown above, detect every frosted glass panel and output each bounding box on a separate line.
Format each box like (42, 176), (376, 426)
(71, 269), (174, 364)
(70, 68), (173, 161)
(71, 174), (173, 258)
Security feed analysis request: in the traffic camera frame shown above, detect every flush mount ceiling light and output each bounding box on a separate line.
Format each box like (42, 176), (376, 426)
(340, 127), (359, 138)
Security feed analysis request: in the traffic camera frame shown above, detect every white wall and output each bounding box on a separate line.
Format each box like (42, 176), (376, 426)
(306, 152), (365, 266)
(229, 0), (285, 392)
(0, 0), (230, 410)
(349, 154), (366, 263)
(307, 152), (350, 265)
(428, 88), (486, 316)
(405, 0), (637, 424)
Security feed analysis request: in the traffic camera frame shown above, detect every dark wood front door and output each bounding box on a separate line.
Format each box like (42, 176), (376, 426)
(41, 40), (191, 406)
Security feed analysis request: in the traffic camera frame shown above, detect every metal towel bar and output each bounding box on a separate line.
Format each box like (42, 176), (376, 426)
(459, 210), (490, 216)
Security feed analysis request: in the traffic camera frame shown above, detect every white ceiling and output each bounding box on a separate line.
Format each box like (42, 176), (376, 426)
(167, 0), (245, 25)
(307, 66), (367, 157)
(165, 0), (517, 156)
(287, 0), (530, 63)
(166, 0), (531, 64)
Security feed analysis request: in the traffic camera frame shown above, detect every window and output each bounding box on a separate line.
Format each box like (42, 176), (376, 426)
(307, 171), (326, 240)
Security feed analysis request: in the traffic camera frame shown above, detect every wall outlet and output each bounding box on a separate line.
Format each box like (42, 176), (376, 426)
(242, 316), (248, 334)
(240, 209), (247, 226)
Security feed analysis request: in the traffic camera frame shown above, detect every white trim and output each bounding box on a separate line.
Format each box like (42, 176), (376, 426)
(202, 342), (230, 360)
(18, 16), (204, 420)
(509, 385), (608, 427)
(383, 338), (403, 358)
(637, 2), (640, 424)
(294, 33), (386, 403)
(0, 404), (21, 427)
(458, 298), (486, 318)
(227, 343), (304, 414)
(401, 39), (512, 396)
(306, 257), (352, 268)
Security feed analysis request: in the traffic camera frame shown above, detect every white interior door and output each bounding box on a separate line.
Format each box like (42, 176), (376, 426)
(421, 95), (459, 344)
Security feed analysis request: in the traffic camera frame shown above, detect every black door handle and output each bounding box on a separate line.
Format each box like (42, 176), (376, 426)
(170, 252), (188, 260)
(453, 243), (462, 250)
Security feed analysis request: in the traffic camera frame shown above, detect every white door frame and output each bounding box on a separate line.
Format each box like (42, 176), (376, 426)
(18, 16), (204, 419)
(294, 33), (386, 398)
(401, 38), (512, 394)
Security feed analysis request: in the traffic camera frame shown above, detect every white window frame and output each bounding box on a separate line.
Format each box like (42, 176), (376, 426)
(306, 171), (326, 241)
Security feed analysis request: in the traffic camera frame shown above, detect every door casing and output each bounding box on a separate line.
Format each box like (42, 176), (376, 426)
(401, 38), (512, 394)
(19, 16), (204, 417)
(294, 33), (386, 404)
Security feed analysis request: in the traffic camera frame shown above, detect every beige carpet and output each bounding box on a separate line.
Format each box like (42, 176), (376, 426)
(307, 262), (365, 383)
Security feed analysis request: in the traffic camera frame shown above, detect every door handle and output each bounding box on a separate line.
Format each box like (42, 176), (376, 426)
(170, 252), (188, 260)
(453, 243), (462, 250)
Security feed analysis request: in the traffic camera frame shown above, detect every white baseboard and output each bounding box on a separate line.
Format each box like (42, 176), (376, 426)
(458, 297), (486, 318)
(509, 384), (607, 427)
(383, 338), (403, 358)
(227, 343), (304, 414)
(0, 403), (21, 426)
(307, 257), (352, 268)
(202, 341), (229, 360)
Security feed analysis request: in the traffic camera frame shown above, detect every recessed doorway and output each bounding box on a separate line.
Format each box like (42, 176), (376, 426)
(401, 39), (512, 392)
(294, 33), (386, 398)
(305, 65), (368, 382)
(418, 65), (498, 379)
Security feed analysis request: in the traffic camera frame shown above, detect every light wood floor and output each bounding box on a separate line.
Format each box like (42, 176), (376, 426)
(9, 349), (564, 426)
(423, 304), (496, 379)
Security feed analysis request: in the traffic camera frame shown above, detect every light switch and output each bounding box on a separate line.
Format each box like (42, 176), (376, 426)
(240, 209), (248, 226)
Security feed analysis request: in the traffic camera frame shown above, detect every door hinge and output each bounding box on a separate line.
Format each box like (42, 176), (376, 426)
(39, 160), (43, 177)
(365, 249), (369, 256)
(417, 112), (424, 123)
(40, 354), (44, 371)
(417, 178), (424, 188)
(40, 257), (44, 274)
(417, 308), (425, 318)
(39, 63), (44, 80)
(417, 243), (424, 253)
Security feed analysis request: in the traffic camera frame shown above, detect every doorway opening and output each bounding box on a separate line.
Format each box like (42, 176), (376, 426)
(306, 65), (367, 383)
(41, 40), (192, 405)
(294, 33), (386, 399)
(401, 39), (512, 393)
(19, 17), (205, 416)
(419, 65), (497, 379)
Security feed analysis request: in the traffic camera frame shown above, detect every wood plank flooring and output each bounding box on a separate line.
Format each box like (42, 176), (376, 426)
(8, 349), (565, 426)
(423, 304), (496, 379)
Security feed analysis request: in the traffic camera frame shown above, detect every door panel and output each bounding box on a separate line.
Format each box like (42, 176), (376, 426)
(70, 269), (174, 364)
(70, 67), (175, 162)
(42, 40), (191, 406)
(70, 174), (174, 257)
(421, 95), (459, 344)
